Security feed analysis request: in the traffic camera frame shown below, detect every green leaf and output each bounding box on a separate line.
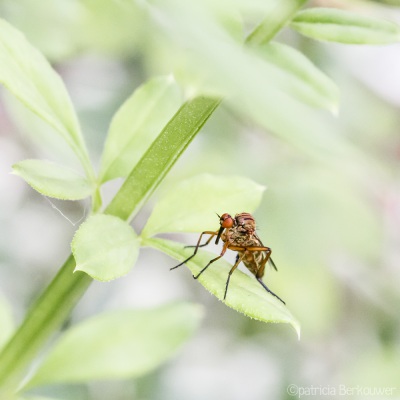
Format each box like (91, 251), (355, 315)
(71, 214), (139, 281)
(0, 18), (92, 177)
(100, 76), (182, 183)
(150, 1), (341, 160)
(78, 0), (144, 55)
(141, 174), (265, 237)
(0, 293), (14, 351)
(12, 159), (93, 200)
(25, 302), (203, 388)
(0, 96), (220, 394)
(145, 238), (300, 338)
(290, 8), (400, 44)
(256, 41), (339, 113)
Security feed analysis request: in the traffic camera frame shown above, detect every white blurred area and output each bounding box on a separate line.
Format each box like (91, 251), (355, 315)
(334, 42), (400, 106)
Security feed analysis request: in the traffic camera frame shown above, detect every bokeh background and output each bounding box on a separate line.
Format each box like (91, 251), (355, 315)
(1, 0), (400, 399)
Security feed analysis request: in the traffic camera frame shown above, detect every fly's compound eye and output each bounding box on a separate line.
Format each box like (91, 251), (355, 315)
(220, 213), (234, 229)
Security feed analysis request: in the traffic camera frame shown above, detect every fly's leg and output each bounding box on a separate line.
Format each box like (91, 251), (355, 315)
(224, 252), (246, 300)
(184, 233), (217, 250)
(227, 245), (285, 305)
(170, 231), (217, 271)
(229, 245), (276, 277)
(256, 278), (286, 305)
(254, 246), (272, 279)
(193, 241), (229, 279)
(253, 247), (285, 304)
(193, 255), (222, 279)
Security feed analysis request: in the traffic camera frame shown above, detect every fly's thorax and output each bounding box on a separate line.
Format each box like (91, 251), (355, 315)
(234, 212), (256, 234)
(226, 226), (261, 247)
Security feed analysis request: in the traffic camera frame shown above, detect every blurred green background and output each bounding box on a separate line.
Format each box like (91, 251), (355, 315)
(1, 0), (400, 399)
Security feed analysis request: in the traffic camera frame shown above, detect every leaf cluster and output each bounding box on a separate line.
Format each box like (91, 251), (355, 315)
(1, 1), (400, 396)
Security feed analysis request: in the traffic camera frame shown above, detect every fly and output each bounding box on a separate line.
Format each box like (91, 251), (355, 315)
(171, 212), (285, 305)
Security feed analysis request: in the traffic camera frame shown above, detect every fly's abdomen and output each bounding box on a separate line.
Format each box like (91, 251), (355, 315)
(241, 250), (265, 277)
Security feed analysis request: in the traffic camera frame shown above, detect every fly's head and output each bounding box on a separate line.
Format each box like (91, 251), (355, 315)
(215, 213), (235, 244)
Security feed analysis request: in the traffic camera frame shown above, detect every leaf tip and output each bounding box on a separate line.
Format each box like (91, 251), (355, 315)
(10, 162), (22, 174)
(293, 321), (301, 340)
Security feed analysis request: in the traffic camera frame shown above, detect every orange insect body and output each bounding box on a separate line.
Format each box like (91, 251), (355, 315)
(171, 212), (285, 304)
(221, 212), (269, 277)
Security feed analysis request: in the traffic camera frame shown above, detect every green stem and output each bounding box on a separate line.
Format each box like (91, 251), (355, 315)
(105, 96), (221, 221)
(92, 185), (103, 213)
(0, 96), (220, 394)
(0, 0), (308, 390)
(245, 0), (309, 46)
(0, 256), (91, 397)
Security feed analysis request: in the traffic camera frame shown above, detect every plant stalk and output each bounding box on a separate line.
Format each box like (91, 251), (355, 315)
(245, 0), (308, 45)
(0, 256), (91, 396)
(0, 0), (307, 390)
(0, 96), (220, 394)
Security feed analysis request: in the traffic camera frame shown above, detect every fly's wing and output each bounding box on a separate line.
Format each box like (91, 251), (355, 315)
(253, 231), (264, 246)
(269, 257), (278, 271)
(253, 232), (278, 271)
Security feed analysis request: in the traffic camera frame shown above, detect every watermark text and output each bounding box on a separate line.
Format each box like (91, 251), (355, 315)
(287, 384), (397, 398)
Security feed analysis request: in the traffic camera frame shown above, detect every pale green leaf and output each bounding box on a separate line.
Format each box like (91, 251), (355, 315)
(0, 293), (14, 350)
(18, 396), (57, 400)
(145, 238), (300, 338)
(25, 302), (203, 388)
(0, 18), (91, 172)
(290, 8), (400, 44)
(256, 41), (339, 112)
(80, 0), (145, 56)
(100, 76), (182, 182)
(141, 174), (265, 237)
(149, 1), (344, 163)
(12, 159), (93, 200)
(71, 214), (139, 281)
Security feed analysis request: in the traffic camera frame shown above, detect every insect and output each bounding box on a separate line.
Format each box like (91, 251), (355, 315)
(171, 212), (285, 305)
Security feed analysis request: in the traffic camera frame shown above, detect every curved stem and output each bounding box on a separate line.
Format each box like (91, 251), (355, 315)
(0, 256), (91, 396)
(0, 0), (308, 391)
(0, 96), (220, 395)
(105, 96), (221, 221)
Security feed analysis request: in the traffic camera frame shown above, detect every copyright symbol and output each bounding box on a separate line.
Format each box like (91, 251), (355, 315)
(287, 384), (298, 396)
